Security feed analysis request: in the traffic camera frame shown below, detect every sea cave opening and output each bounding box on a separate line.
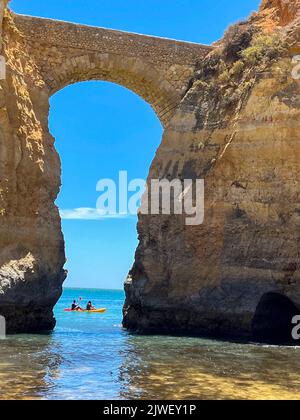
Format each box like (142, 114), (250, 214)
(252, 292), (299, 345)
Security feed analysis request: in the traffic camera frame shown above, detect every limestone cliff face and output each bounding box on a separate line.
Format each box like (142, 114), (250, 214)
(0, 5), (66, 332)
(260, 0), (300, 26)
(123, 1), (300, 342)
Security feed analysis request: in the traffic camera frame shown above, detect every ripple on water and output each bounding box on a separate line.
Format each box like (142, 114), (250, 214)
(0, 289), (299, 400)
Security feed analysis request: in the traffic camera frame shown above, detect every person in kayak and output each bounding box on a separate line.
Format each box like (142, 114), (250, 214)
(71, 300), (83, 311)
(86, 301), (96, 311)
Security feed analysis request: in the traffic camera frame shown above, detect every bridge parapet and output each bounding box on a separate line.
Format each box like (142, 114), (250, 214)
(13, 14), (213, 125)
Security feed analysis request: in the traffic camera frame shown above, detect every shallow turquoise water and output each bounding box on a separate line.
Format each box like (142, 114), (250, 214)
(0, 288), (300, 400)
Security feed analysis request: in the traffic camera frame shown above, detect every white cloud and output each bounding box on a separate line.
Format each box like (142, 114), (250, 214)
(59, 207), (129, 220)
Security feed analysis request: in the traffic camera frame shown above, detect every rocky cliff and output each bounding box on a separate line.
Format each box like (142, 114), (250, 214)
(123, 0), (300, 343)
(260, 0), (300, 26)
(0, 1), (66, 332)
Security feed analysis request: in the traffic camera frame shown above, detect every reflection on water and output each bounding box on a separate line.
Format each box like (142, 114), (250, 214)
(0, 288), (299, 400)
(0, 335), (63, 400)
(119, 336), (300, 400)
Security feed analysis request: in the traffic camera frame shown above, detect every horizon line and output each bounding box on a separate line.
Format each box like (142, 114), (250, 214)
(63, 286), (124, 292)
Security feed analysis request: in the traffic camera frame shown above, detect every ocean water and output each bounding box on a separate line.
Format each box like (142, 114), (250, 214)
(0, 288), (300, 400)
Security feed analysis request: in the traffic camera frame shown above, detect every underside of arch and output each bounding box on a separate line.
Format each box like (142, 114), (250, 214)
(45, 54), (182, 126)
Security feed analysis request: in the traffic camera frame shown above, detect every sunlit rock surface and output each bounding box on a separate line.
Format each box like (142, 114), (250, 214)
(123, 0), (300, 343)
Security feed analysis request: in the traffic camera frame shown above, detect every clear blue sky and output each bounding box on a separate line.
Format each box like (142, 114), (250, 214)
(11, 0), (260, 290)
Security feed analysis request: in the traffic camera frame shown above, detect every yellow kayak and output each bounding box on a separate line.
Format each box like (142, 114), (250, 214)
(64, 308), (107, 313)
(87, 308), (107, 313)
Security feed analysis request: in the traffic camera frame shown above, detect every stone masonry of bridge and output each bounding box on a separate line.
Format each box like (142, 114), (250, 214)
(14, 14), (212, 125)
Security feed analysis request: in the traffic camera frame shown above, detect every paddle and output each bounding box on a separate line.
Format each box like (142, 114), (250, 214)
(78, 296), (83, 310)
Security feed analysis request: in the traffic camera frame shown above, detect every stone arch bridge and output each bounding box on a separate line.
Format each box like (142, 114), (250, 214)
(14, 14), (212, 125)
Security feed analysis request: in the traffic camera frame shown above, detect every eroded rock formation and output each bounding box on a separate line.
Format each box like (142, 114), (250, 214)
(260, 0), (300, 26)
(123, 1), (300, 342)
(0, 0), (300, 341)
(0, 1), (66, 332)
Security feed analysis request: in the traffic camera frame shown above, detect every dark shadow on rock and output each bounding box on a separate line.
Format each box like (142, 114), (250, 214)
(252, 292), (300, 345)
